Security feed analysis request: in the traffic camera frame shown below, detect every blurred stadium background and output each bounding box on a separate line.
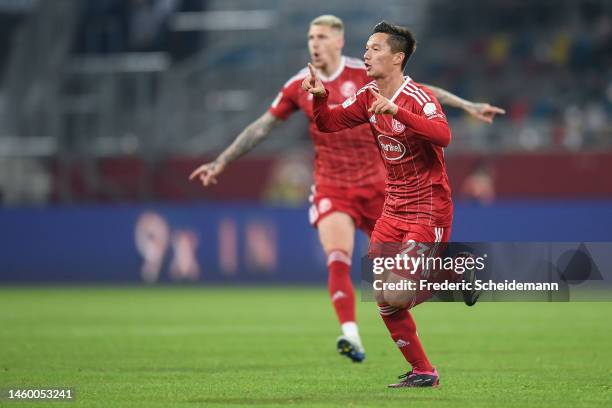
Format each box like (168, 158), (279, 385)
(0, 0), (611, 282)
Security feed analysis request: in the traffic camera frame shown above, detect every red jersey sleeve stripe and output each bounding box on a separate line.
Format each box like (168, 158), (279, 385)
(402, 90), (424, 106)
(406, 83), (431, 102)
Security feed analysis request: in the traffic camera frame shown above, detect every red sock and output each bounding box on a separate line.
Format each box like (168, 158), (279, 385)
(378, 304), (433, 372)
(327, 250), (356, 324)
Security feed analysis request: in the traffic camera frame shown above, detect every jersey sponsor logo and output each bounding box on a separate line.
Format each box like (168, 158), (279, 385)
(391, 118), (406, 133)
(377, 135), (406, 161)
(423, 102), (437, 116)
(340, 81), (357, 98)
(342, 94), (356, 109)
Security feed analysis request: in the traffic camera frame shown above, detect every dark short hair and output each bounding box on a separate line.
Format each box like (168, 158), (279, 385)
(372, 21), (417, 71)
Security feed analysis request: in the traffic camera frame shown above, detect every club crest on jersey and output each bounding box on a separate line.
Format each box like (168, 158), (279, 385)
(340, 81), (357, 98)
(377, 135), (406, 161)
(391, 118), (406, 133)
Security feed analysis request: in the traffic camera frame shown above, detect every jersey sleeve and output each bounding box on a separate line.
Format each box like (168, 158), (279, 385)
(268, 81), (300, 120)
(312, 87), (369, 132)
(394, 87), (451, 147)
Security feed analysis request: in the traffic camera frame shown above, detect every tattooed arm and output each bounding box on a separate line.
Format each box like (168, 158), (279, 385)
(425, 84), (506, 124)
(189, 112), (282, 186)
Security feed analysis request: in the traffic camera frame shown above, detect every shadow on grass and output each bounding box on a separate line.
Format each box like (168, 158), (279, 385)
(188, 392), (453, 406)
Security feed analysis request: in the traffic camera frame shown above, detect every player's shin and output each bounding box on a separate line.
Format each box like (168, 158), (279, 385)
(378, 304), (433, 372)
(328, 249), (366, 362)
(327, 249), (356, 328)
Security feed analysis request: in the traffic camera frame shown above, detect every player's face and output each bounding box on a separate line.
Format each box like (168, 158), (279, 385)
(363, 33), (404, 78)
(307, 25), (344, 70)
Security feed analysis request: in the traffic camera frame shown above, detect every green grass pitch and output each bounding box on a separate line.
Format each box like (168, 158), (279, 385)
(1, 287), (611, 407)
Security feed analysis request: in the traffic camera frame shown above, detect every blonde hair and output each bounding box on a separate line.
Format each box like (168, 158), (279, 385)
(310, 15), (344, 34)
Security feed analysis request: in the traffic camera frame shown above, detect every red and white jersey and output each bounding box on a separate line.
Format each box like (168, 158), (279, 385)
(313, 76), (453, 227)
(268, 56), (386, 188)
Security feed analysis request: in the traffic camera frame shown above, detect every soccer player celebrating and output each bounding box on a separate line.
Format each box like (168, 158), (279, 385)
(190, 15), (503, 364)
(304, 21), (459, 387)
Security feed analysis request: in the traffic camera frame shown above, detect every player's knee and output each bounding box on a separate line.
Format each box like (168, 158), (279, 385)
(383, 289), (415, 310)
(322, 240), (353, 259)
(373, 288), (385, 304)
(318, 212), (355, 255)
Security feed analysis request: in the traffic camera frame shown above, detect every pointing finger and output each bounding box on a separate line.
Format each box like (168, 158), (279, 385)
(189, 166), (204, 180)
(489, 106), (506, 114)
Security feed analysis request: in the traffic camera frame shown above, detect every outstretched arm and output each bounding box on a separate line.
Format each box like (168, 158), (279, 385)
(425, 84), (506, 124)
(312, 91), (359, 133)
(189, 112), (282, 186)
